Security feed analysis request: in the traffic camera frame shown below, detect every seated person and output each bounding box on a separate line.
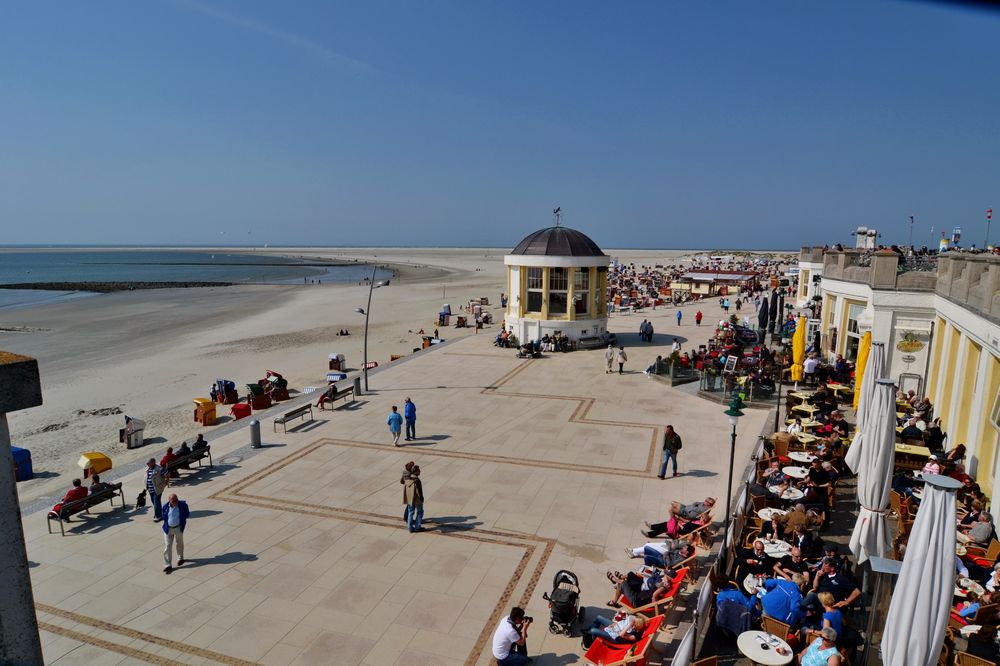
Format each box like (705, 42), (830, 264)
(802, 592), (843, 643)
(961, 511), (994, 546)
(811, 544), (848, 574)
(798, 627), (842, 666)
(739, 540), (773, 578)
(922, 454), (942, 476)
(806, 560), (860, 611)
(763, 461), (788, 487)
(315, 384), (337, 408)
(824, 410), (851, 438)
(88, 474), (111, 495)
(760, 573), (807, 626)
(670, 497), (716, 521)
(955, 591), (993, 623)
(962, 499), (985, 527)
(947, 443), (968, 464)
(606, 568), (680, 608)
(892, 470), (916, 497)
(964, 624), (1000, 662)
(786, 418), (804, 435)
(788, 525), (816, 558)
(777, 503), (823, 534)
(912, 395), (932, 413)
(798, 459), (832, 505)
(624, 540), (695, 569)
(160, 447), (179, 479)
(585, 612), (647, 645)
(176, 441), (192, 469)
(899, 419), (923, 440)
(774, 546), (811, 580)
(192, 434), (208, 451)
(50, 478), (88, 516)
(642, 355), (663, 377)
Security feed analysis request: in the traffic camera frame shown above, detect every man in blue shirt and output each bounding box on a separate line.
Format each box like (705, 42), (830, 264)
(760, 574), (807, 626)
(387, 406), (403, 447)
(403, 398), (417, 441)
(162, 493), (190, 573)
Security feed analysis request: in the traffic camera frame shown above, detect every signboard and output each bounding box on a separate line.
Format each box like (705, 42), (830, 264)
(723, 355), (739, 374)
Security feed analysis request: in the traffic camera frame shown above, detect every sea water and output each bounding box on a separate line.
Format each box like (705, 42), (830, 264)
(0, 250), (392, 309)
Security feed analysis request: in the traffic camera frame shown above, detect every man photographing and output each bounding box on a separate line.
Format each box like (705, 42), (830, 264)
(491, 606), (532, 665)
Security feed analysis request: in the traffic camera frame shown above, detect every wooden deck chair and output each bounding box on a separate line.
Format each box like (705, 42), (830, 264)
(955, 652), (998, 666)
(967, 539), (1000, 566)
(618, 568), (689, 620)
(583, 614), (665, 666)
(685, 520), (715, 551)
(751, 493), (769, 513)
(972, 602), (999, 623)
(761, 616), (793, 644)
(889, 490), (903, 518)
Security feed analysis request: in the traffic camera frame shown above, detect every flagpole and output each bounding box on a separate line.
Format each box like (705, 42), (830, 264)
(987, 208), (993, 249)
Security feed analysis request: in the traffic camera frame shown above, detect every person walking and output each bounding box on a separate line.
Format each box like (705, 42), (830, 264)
(387, 406), (404, 447)
(616, 346), (628, 375)
(658, 425), (683, 478)
(145, 458), (168, 522)
(676, 310), (683, 326)
(639, 320), (648, 342)
(403, 465), (424, 532)
(403, 397), (417, 441)
(605, 344), (615, 374)
(161, 493), (190, 573)
(695, 310), (703, 326)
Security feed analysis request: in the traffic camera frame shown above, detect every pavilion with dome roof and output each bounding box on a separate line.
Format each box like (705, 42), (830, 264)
(503, 225), (610, 345)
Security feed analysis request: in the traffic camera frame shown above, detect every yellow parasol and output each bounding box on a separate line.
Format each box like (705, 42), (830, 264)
(853, 331), (872, 410)
(790, 316), (807, 382)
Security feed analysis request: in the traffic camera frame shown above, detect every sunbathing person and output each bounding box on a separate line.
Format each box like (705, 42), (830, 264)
(584, 612), (648, 644)
(624, 540), (695, 569)
(669, 497), (716, 521)
(605, 568), (680, 609)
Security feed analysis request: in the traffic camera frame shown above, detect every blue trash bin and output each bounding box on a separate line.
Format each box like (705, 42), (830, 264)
(11, 446), (33, 481)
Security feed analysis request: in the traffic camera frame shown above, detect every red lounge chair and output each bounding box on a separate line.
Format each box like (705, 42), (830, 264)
(583, 614), (665, 665)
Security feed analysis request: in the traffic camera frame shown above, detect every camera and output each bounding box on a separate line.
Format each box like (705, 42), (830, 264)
(523, 616), (533, 623)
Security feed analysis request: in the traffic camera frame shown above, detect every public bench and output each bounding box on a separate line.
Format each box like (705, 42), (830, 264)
(317, 386), (354, 410)
(46, 483), (125, 536)
(164, 446), (213, 477)
(274, 404), (314, 432)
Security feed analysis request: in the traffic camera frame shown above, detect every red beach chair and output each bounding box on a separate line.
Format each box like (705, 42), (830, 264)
(583, 614), (665, 665)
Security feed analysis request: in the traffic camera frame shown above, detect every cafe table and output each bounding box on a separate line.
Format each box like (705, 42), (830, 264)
(744, 573), (766, 595)
(762, 539), (793, 558)
(793, 433), (818, 444)
(788, 391), (813, 402)
(826, 383), (853, 399)
(788, 451), (816, 463)
(955, 578), (986, 598)
(792, 404), (819, 416)
(768, 486), (805, 502)
(757, 507), (788, 522)
(737, 631), (794, 665)
(895, 443), (932, 458)
(782, 466), (810, 480)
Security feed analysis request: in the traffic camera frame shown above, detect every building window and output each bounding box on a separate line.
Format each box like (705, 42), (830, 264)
(549, 267), (568, 315)
(526, 267), (543, 313)
(799, 270), (809, 298)
(845, 303), (865, 362)
(574, 269), (590, 316)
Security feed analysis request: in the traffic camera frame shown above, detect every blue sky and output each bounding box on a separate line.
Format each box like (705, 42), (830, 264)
(2, 1), (998, 249)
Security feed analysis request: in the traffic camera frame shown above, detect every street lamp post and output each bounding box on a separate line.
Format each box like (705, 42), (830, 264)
(721, 395), (745, 571)
(355, 265), (388, 393)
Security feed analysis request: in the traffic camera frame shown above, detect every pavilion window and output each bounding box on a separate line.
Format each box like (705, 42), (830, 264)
(596, 266), (608, 315)
(574, 268), (590, 316)
(526, 267), (543, 313)
(549, 267), (568, 315)
(845, 303), (864, 362)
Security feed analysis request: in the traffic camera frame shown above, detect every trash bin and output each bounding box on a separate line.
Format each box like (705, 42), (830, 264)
(11, 446), (32, 481)
(193, 398), (216, 426)
(250, 420), (261, 448)
(353, 375), (362, 397)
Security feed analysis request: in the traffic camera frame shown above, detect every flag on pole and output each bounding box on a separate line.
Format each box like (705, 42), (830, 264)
(989, 208), (993, 220)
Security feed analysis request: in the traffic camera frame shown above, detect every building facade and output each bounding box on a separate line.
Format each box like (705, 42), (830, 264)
(504, 226), (610, 343)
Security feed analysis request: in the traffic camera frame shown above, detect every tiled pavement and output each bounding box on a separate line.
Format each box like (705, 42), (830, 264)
(24, 321), (766, 665)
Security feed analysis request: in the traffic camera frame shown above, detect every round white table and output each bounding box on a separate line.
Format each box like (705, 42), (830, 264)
(736, 630), (794, 665)
(768, 486), (805, 501)
(912, 488), (924, 500)
(956, 578), (985, 598)
(757, 508), (788, 522)
(788, 451), (816, 463)
(762, 539), (793, 558)
(743, 573), (765, 595)
(782, 466), (810, 479)
(961, 624), (982, 637)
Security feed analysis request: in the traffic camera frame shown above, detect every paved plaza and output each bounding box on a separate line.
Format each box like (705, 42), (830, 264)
(24, 313), (766, 665)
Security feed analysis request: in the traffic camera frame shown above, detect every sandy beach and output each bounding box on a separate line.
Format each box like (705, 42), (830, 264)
(0, 246), (775, 506)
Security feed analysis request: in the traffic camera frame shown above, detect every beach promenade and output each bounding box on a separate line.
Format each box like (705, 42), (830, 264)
(23, 304), (765, 665)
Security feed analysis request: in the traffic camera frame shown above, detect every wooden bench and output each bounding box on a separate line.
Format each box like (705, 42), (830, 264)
(47, 483), (125, 536)
(274, 404), (314, 432)
(165, 446), (213, 477)
(318, 386), (354, 410)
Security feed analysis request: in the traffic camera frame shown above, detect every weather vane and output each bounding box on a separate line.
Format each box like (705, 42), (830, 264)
(553, 206), (562, 227)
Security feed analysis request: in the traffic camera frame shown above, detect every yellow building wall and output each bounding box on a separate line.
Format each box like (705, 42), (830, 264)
(953, 340), (982, 446)
(927, 316), (946, 400)
(975, 354), (1000, 497)
(939, 325), (963, 431)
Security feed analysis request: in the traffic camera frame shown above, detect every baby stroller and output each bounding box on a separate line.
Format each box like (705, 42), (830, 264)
(542, 570), (584, 635)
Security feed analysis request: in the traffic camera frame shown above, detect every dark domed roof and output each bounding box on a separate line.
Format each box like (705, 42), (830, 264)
(510, 226), (605, 257)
